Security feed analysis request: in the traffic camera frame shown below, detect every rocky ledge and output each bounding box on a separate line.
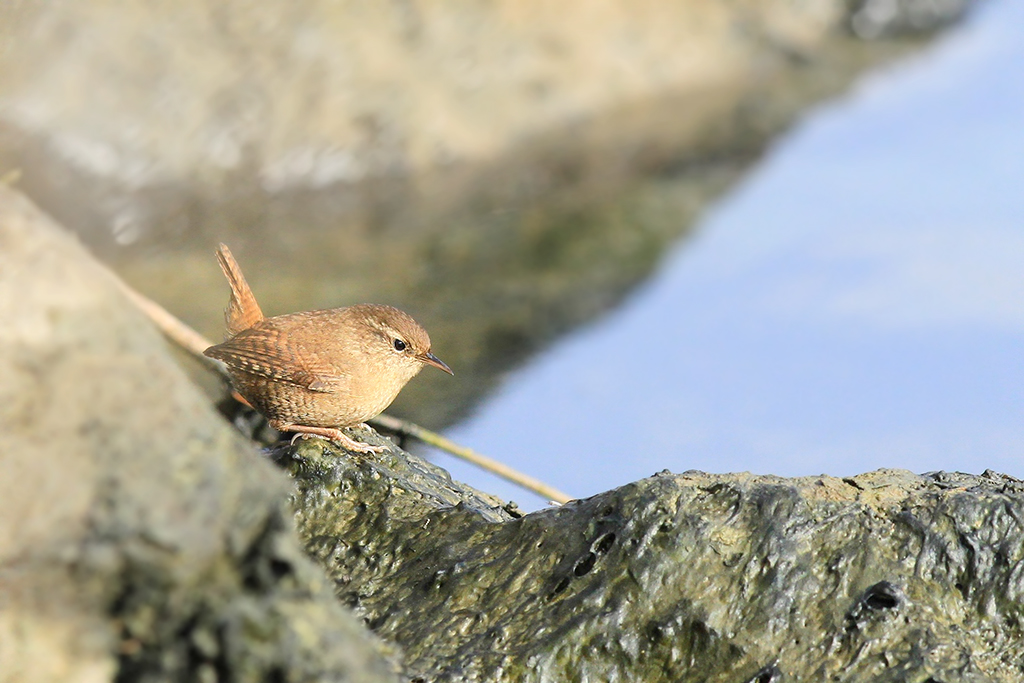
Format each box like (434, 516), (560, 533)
(2, 189), (1022, 683)
(282, 435), (1024, 682)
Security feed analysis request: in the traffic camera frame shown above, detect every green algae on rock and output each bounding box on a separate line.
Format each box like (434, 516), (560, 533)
(281, 437), (1024, 682)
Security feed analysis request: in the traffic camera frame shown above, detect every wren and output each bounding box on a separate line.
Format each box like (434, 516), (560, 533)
(204, 243), (452, 453)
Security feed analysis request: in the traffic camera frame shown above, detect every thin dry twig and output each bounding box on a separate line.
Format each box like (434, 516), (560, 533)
(114, 274), (572, 505)
(369, 414), (572, 504)
(116, 280), (225, 372)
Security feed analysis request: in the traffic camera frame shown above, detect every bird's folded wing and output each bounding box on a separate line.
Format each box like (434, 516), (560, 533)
(204, 330), (346, 392)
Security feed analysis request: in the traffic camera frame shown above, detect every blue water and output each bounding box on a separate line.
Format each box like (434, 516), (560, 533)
(444, 0), (1024, 510)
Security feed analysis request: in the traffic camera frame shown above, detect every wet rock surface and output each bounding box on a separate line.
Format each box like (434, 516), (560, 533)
(283, 436), (1024, 682)
(0, 185), (397, 683)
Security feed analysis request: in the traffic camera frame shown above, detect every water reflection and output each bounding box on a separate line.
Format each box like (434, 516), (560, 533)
(445, 0), (1024, 510)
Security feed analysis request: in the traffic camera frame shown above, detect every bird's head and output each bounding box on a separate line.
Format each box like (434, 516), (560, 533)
(353, 304), (453, 381)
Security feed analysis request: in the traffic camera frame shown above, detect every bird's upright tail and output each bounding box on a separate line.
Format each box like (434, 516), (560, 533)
(215, 243), (264, 336)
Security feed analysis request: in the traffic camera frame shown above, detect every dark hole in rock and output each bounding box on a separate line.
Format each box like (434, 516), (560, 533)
(690, 620), (714, 643)
(547, 576), (572, 601)
(747, 663), (782, 683)
(594, 532), (616, 554)
(502, 502), (524, 518)
(862, 581), (901, 611)
(574, 552), (597, 576)
(268, 558), (291, 579)
(600, 505), (616, 517)
(242, 573), (260, 591)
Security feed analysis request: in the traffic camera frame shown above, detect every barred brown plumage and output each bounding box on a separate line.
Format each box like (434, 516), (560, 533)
(203, 244), (452, 453)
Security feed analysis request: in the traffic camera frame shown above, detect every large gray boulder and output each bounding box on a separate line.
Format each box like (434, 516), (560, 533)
(0, 185), (397, 683)
(282, 435), (1024, 682)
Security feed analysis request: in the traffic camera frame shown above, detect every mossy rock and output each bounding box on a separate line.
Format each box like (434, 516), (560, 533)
(282, 436), (1024, 682)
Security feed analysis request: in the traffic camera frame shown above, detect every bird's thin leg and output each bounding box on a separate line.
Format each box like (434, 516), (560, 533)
(270, 421), (386, 454)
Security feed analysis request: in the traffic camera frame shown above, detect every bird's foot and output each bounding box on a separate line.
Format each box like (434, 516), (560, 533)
(272, 421), (387, 454)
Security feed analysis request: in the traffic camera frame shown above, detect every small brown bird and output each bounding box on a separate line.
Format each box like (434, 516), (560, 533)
(204, 243), (452, 453)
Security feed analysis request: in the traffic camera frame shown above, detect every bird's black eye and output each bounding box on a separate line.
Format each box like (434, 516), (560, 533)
(393, 339), (407, 352)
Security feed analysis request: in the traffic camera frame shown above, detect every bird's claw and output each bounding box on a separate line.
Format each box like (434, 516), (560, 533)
(286, 426), (386, 454)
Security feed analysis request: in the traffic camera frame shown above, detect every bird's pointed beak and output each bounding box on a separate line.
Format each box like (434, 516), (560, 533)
(418, 352), (454, 376)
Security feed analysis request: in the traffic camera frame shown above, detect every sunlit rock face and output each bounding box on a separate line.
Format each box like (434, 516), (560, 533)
(0, 0), (975, 432)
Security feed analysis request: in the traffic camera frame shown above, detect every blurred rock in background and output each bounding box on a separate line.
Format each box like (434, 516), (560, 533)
(0, 0), (974, 429)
